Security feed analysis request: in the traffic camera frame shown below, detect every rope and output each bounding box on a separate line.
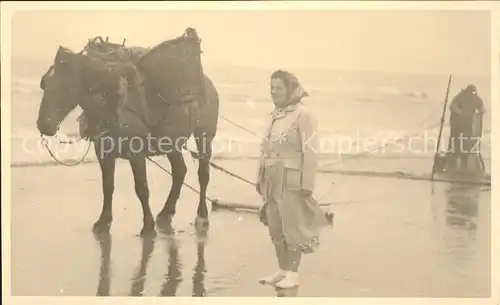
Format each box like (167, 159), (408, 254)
(220, 115), (258, 137)
(139, 116), (259, 204)
(319, 102), (444, 169)
(220, 101), (443, 170)
(145, 156), (219, 205)
(41, 136), (92, 167)
(216, 102), (443, 200)
(311, 105), (442, 198)
(54, 133), (87, 144)
(187, 149), (257, 187)
(145, 147), (256, 205)
(40, 132), (244, 205)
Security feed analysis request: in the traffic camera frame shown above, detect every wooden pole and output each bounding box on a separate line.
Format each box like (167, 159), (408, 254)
(431, 74), (453, 178)
(475, 112), (486, 173)
(211, 200), (335, 225)
(211, 200), (345, 212)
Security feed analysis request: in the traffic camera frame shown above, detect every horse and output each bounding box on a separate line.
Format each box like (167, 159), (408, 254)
(36, 43), (219, 237)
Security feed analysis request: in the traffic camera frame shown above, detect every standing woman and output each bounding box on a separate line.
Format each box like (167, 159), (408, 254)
(257, 69), (329, 288)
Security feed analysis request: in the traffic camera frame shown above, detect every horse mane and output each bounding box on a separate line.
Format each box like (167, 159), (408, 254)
(48, 44), (131, 101)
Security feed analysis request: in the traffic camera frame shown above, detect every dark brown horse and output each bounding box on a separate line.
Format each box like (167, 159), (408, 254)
(36, 41), (219, 237)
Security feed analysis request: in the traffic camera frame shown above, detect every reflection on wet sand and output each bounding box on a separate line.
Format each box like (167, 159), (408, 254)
(93, 223), (209, 297)
(159, 223), (209, 297)
(94, 232), (157, 296)
(158, 236), (182, 296)
(91, 222), (300, 297)
(259, 279), (299, 297)
(445, 184), (480, 231)
(130, 236), (156, 296)
(275, 286), (299, 297)
(192, 224), (208, 297)
(95, 232), (111, 296)
(440, 182), (488, 296)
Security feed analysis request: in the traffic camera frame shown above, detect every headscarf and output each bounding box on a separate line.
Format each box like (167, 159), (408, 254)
(271, 69), (309, 111)
(260, 70), (308, 152)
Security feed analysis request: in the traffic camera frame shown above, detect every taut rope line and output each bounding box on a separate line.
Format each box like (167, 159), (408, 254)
(215, 103), (443, 196)
(145, 156), (220, 205)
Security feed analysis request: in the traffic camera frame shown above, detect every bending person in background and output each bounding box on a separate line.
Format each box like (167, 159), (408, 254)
(447, 84), (485, 172)
(256, 69), (329, 289)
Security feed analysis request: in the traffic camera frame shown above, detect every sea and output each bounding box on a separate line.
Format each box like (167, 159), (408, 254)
(9, 55), (492, 175)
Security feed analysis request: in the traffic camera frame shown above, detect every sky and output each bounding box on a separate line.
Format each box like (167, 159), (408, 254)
(10, 9), (491, 76)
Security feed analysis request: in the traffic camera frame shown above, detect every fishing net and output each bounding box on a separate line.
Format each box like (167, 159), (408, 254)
(82, 36), (149, 97)
(84, 36), (149, 65)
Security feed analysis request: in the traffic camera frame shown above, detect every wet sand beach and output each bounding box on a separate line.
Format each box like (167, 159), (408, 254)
(10, 158), (491, 297)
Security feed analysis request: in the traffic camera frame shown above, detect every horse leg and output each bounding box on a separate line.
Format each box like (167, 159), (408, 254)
(129, 155), (156, 236)
(156, 152), (187, 224)
(93, 153), (116, 233)
(194, 132), (213, 225)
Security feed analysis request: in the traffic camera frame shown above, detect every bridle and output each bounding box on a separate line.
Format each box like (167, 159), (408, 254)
(38, 47), (150, 166)
(39, 49), (95, 166)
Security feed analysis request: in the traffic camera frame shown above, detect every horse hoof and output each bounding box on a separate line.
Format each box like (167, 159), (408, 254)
(325, 212), (334, 223)
(194, 216), (210, 234)
(157, 225), (175, 235)
(155, 216), (175, 235)
(92, 221), (111, 234)
(156, 212), (173, 224)
(140, 227), (157, 238)
(194, 216), (209, 226)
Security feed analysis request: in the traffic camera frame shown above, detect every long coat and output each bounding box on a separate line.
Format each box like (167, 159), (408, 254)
(257, 102), (328, 252)
(448, 91), (485, 154)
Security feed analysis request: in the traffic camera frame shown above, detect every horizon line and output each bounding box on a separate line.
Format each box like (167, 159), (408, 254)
(9, 54), (491, 79)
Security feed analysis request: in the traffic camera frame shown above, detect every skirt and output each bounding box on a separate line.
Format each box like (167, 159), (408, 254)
(260, 163), (329, 253)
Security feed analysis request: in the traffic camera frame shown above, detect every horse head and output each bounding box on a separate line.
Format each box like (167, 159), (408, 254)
(37, 46), (86, 136)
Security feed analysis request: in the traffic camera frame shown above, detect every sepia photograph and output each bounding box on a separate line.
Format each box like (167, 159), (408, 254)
(1, 1), (498, 302)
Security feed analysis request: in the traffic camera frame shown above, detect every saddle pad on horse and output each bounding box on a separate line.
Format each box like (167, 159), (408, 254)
(136, 28), (205, 104)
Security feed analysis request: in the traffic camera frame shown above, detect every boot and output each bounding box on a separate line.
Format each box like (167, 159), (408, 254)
(258, 269), (286, 285)
(275, 271), (299, 288)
